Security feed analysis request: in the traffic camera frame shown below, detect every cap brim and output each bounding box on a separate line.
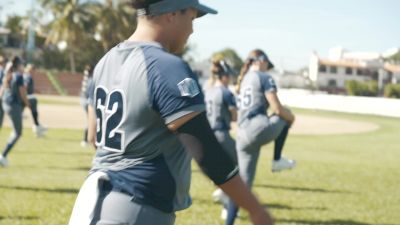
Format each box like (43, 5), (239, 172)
(267, 60), (275, 70)
(195, 4), (218, 17)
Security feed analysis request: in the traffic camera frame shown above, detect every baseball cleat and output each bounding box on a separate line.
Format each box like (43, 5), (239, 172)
(272, 157), (296, 172)
(0, 155), (9, 167)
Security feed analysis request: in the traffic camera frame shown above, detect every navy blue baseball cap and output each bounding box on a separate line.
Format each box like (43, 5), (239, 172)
(137, 0), (218, 17)
(248, 54), (275, 70)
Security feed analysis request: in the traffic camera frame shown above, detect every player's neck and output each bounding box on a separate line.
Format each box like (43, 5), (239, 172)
(128, 23), (171, 52)
(215, 80), (227, 88)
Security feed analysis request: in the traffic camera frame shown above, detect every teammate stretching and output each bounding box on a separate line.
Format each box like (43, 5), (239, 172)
(0, 56), (6, 129)
(23, 64), (47, 137)
(79, 65), (94, 147)
(205, 60), (238, 217)
(0, 56), (31, 167)
(69, 1), (273, 225)
(225, 49), (296, 225)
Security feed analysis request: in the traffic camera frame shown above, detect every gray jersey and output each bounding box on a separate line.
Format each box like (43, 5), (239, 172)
(89, 41), (205, 213)
(237, 70), (277, 124)
(205, 85), (236, 130)
(2, 72), (24, 106)
(23, 74), (34, 95)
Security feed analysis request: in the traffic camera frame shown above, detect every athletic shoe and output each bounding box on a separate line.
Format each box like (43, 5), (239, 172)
(0, 155), (8, 167)
(220, 208), (227, 220)
(80, 141), (89, 147)
(272, 157), (296, 172)
(212, 188), (229, 206)
(33, 125), (47, 138)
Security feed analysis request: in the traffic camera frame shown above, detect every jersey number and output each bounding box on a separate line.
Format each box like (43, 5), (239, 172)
(237, 86), (253, 109)
(95, 87), (125, 152)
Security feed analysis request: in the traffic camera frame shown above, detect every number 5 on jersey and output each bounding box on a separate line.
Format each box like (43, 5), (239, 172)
(95, 86), (126, 152)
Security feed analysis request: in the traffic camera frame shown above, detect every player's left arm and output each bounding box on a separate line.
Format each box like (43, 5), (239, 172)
(168, 112), (274, 225)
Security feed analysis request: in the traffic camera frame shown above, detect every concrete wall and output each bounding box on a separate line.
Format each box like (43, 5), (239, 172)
(278, 89), (400, 118)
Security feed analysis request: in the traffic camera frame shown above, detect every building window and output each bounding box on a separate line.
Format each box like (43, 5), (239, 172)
(356, 69), (363, 75)
(371, 70), (379, 80)
(345, 67), (352, 75)
(329, 66), (337, 74)
(319, 65), (327, 73)
(328, 79), (337, 87)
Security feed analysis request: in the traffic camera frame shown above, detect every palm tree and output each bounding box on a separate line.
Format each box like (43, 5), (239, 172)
(94, 0), (136, 52)
(39, 0), (97, 72)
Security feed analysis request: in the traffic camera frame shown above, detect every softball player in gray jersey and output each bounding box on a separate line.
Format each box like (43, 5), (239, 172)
(205, 60), (237, 161)
(23, 64), (47, 137)
(0, 56), (6, 129)
(0, 56), (31, 167)
(225, 49), (295, 225)
(69, 1), (273, 225)
(79, 65), (94, 147)
(205, 60), (238, 211)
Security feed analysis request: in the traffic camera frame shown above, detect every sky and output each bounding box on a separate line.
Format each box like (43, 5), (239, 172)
(1, 0), (399, 70)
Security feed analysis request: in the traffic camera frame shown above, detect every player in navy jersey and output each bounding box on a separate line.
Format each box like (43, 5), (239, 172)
(0, 56), (31, 167)
(23, 64), (47, 137)
(225, 49), (296, 225)
(69, 1), (274, 225)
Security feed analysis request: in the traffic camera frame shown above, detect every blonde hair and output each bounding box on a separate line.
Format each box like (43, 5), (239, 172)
(235, 49), (267, 94)
(24, 63), (34, 74)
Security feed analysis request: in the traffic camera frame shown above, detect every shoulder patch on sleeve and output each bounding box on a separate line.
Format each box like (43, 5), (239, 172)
(177, 78), (200, 98)
(269, 77), (276, 86)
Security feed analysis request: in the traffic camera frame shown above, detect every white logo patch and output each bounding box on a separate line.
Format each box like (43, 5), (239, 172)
(177, 78), (200, 98)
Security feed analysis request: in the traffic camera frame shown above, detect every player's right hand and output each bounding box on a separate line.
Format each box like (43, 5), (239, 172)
(249, 207), (274, 225)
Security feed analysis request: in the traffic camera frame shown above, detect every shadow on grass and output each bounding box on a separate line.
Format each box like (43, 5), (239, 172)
(0, 216), (39, 221)
(277, 219), (394, 225)
(45, 166), (91, 171)
(255, 183), (350, 193)
(16, 150), (91, 156)
(0, 185), (79, 194)
(262, 203), (327, 211)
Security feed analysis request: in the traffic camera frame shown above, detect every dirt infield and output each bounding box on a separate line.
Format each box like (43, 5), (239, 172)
(2, 97), (379, 135)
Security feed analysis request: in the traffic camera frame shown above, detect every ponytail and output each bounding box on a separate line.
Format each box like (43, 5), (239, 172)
(235, 59), (253, 94)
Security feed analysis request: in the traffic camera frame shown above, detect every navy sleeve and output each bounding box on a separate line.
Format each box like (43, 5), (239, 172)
(259, 73), (277, 93)
(222, 88), (236, 109)
(147, 55), (205, 124)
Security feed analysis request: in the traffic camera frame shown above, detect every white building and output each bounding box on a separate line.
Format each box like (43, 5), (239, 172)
(309, 47), (400, 93)
(0, 27), (10, 47)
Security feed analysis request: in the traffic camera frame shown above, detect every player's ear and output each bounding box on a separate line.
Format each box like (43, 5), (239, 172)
(165, 11), (178, 23)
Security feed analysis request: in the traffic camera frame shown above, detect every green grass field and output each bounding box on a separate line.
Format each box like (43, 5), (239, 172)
(0, 108), (399, 225)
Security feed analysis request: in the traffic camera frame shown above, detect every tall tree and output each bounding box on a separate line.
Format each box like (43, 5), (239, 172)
(94, 0), (136, 52)
(5, 15), (26, 48)
(39, 0), (97, 72)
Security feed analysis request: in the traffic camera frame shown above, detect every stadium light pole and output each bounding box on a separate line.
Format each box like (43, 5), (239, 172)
(26, 0), (36, 63)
